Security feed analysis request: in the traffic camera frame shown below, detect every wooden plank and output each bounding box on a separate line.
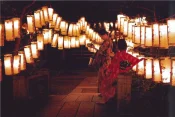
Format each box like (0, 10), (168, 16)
(76, 95), (93, 102)
(76, 102), (95, 117)
(62, 94), (80, 102)
(57, 102), (80, 117)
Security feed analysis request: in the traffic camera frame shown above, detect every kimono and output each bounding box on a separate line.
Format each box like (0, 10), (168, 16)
(100, 50), (144, 102)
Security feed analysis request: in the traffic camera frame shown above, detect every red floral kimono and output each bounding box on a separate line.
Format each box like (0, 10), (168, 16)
(100, 50), (144, 102)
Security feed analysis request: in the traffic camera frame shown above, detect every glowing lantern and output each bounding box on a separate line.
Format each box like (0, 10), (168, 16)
(68, 24), (73, 36)
(73, 24), (78, 37)
(153, 58), (161, 83)
(145, 26), (152, 47)
(64, 36), (70, 49)
(5, 19), (14, 41)
(43, 29), (49, 44)
(58, 36), (63, 50)
(4, 54), (13, 75)
(55, 17), (62, 31)
(123, 19), (128, 36)
(136, 55), (145, 75)
(27, 15), (35, 33)
(48, 8), (54, 21)
(18, 51), (26, 71)
(152, 23), (159, 47)
(79, 35), (86, 45)
(145, 57), (153, 79)
(42, 6), (49, 22)
(141, 26), (145, 46)
(134, 25), (141, 45)
(76, 37), (80, 48)
(159, 24), (168, 49)
(40, 10), (45, 26)
(12, 18), (20, 38)
(48, 29), (53, 44)
(167, 19), (175, 46)
(117, 14), (125, 30)
(51, 34), (58, 48)
(128, 21), (135, 40)
(0, 24), (4, 46)
(132, 52), (139, 71)
(171, 57), (175, 86)
(37, 34), (44, 50)
(24, 45), (34, 64)
(160, 57), (171, 83)
(50, 13), (58, 28)
(31, 42), (39, 59)
(120, 17), (126, 33)
(70, 37), (76, 48)
(34, 10), (42, 28)
(13, 55), (20, 75)
(60, 21), (68, 35)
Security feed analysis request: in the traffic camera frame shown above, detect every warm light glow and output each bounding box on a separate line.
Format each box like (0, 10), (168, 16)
(68, 24), (73, 36)
(167, 19), (175, 46)
(64, 36), (70, 49)
(34, 10), (42, 28)
(60, 21), (67, 35)
(55, 17), (62, 31)
(137, 55), (145, 75)
(48, 29), (53, 44)
(117, 14), (125, 29)
(153, 23), (159, 47)
(43, 29), (49, 44)
(42, 6), (49, 22)
(4, 54), (13, 75)
(40, 10), (45, 26)
(159, 24), (168, 49)
(48, 8), (54, 21)
(31, 42), (39, 59)
(145, 57), (153, 79)
(120, 17), (126, 33)
(37, 34), (44, 50)
(75, 37), (80, 48)
(79, 35), (86, 45)
(18, 51), (26, 71)
(70, 37), (76, 48)
(0, 24), (4, 46)
(58, 36), (63, 50)
(51, 34), (58, 48)
(12, 18), (20, 38)
(5, 20), (14, 41)
(145, 26), (152, 47)
(27, 15), (35, 33)
(161, 57), (171, 83)
(13, 55), (20, 75)
(132, 52), (139, 71)
(141, 26), (145, 46)
(123, 20), (128, 36)
(128, 21), (135, 40)
(134, 26), (140, 44)
(153, 59), (161, 83)
(50, 13), (58, 28)
(171, 57), (175, 86)
(24, 45), (34, 64)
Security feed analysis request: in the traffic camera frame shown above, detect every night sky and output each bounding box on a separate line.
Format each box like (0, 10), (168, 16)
(1, 1), (175, 23)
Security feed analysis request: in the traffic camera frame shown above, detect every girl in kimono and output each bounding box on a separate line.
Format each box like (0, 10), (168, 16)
(97, 39), (144, 104)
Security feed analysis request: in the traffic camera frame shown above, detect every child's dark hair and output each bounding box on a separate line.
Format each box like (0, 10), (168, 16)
(98, 28), (108, 35)
(117, 39), (127, 51)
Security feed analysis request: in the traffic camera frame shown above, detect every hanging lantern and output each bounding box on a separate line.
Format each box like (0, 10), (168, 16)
(145, 57), (153, 79)
(167, 19), (175, 46)
(34, 10), (42, 28)
(159, 24), (168, 49)
(132, 52), (139, 71)
(145, 26), (152, 47)
(12, 18), (20, 38)
(55, 17), (62, 31)
(50, 13), (58, 28)
(70, 37), (76, 48)
(48, 8), (54, 21)
(43, 29), (49, 44)
(18, 51), (26, 71)
(60, 21), (68, 35)
(153, 58), (161, 83)
(117, 14), (125, 30)
(73, 24), (78, 37)
(48, 29), (53, 44)
(37, 34), (44, 50)
(171, 57), (175, 86)
(24, 45), (34, 64)
(134, 25), (141, 45)
(64, 36), (70, 49)
(51, 34), (58, 48)
(5, 19), (14, 41)
(128, 21), (135, 40)
(4, 54), (13, 75)
(0, 24), (4, 46)
(123, 19), (128, 36)
(160, 57), (171, 84)
(75, 37), (80, 48)
(31, 42), (39, 59)
(79, 35), (86, 45)
(141, 26), (145, 46)
(136, 55), (145, 75)
(13, 55), (20, 75)
(58, 36), (63, 50)
(152, 23), (159, 47)
(40, 10), (45, 26)
(42, 6), (49, 22)
(120, 17), (126, 33)
(68, 24), (73, 36)
(27, 15), (35, 33)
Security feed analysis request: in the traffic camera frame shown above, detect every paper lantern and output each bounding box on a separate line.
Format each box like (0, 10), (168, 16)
(145, 26), (152, 47)
(68, 24), (73, 36)
(60, 21), (68, 35)
(55, 17), (62, 31)
(4, 54), (13, 75)
(123, 19), (128, 36)
(58, 36), (63, 50)
(134, 25), (141, 45)
(136, 55), (145, 75)
(145, 57), (153, 79)
(132, 52), (139, 71)
(48, 8), (54, 21)
(160, 57), (171, 83)
(167, 19), (175, 46)
(12, 18), (20, 38)
(120, 17), (126, 33)
(27, 15), (35, 33)
(50, 13), (58, 28)
(64, 36), (70, 49)
(141, 26), (145, 46)
(152, 23), (159, 47)
(79, 35), (86, 45)
(51, 34), (58, 48)
(43, 29), (49, 44)
(24, 45), (34, 64)
(159, 24), (168, 49)
(40, 10), (45, 26)
(117, 14), (125, 30)
(5, 19), (14, 41)
(37, 34), (44, 50)
(171, 57), (175, 86)
(42, 6), (49, 22)
(18, 51), (26, 71)
(128, 21), (135, 40)
(31, 42), (39, 59)
(0, 24), (4, 46)
(153, 58), (161, 83)
(34, 10), (42, 28)
(70, 37), (76, 48)
(48, 29), (53, 44)
(13, 55), (20, 75)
